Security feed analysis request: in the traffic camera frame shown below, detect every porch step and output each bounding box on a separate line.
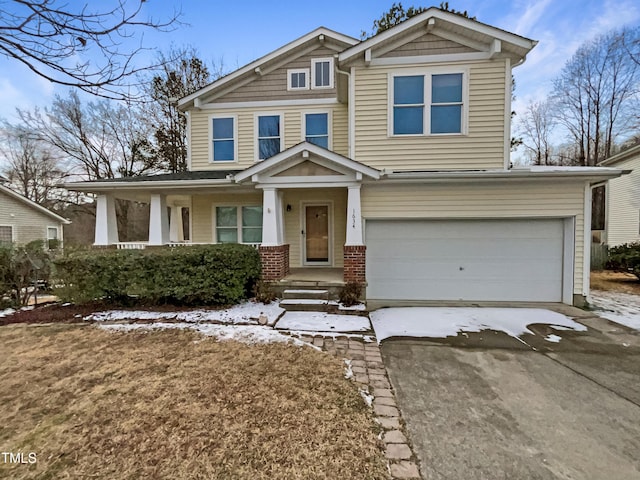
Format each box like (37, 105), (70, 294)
(280, 298), (337, 312)
(283, 289), (329, 300)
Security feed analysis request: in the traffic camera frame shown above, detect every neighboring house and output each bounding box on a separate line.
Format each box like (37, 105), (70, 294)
(0, 178), (71, 248)
(65, 7), (623, 306)
(599, 144), (640, 247)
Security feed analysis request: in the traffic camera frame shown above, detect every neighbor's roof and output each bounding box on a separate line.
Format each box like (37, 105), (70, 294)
(599, 144), (640, 166)
(0, 183), (71, 224)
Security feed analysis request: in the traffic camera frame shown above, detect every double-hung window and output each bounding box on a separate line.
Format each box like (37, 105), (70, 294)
(392, 71), (465, 135)
(257, 114), (282, 160)
(47, 226), (59, 249)
(211, 116), (235, 162)
(0, 225), (12, 244)
(216, 206), (263, 244)
(304, 113), (329, 149)
(311, 58), (333, 89)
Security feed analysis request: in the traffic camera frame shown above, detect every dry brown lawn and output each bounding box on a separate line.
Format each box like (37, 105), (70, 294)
(0, 324), (388, 480)
(591, 270), (640, 295)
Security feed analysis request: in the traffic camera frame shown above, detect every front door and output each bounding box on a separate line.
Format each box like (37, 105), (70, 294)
(304, 204), (330, 265)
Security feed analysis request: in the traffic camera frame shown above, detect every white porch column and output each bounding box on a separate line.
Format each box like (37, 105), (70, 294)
(149, 193), (170, 245)
(94, 193), (119, 245)
(345, 185), (364, 246)
(261, 188), (281, 246)
(169, 206), (184, 243)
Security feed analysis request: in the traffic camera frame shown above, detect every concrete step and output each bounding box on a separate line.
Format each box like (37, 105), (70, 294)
(283, 289), (329, 300)
(280, 298), (337, 312)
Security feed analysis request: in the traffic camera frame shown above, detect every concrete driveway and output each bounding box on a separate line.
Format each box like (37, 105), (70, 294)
(376, 307), (640, 480)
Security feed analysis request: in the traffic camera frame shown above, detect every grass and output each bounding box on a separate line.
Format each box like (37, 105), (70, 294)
(0, 324), (388, 480)
(591, 270), (640, 295)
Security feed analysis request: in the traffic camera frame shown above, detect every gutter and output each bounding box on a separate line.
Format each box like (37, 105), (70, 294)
(379, 168), (626, 183)
(63, 178), (234, 192)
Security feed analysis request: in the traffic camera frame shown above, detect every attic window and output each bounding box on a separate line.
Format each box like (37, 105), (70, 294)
(287, 68), (309, 90)
(311, 58), (333, 89)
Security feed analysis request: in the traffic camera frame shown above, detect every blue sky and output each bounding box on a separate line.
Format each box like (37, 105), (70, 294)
(1, 0), (639, 131)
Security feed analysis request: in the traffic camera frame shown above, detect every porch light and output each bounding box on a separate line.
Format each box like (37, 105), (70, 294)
(286, 204), (292, 212)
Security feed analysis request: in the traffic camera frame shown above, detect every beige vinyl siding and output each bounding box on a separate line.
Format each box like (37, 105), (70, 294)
(0, 191), (63, 245)
(190, 103), (348, 170)
(380, 33), (475, 57)
(209, 46), (338, 103)
(354, 60), (507, 170)
(282, 188), (346, 268)
(606, 156), (640, 246)
(361, 181), (586, 295)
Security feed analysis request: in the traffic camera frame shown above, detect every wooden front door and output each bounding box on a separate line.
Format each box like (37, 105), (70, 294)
(304, 204), (330, 264)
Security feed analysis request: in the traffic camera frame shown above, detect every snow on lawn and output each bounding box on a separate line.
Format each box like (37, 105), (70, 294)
(275, 312), (371, 333)
(370, 307), (587, 343)
(85, 301), (285, 326)
(590, 290), (640, 330)
(98, 322), (318, 349)
(0, 308), (16, 318)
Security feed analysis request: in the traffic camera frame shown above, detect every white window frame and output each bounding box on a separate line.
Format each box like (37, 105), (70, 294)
(254, 112), (284, 161)
(287, 68), (310, 91)
(301, 110), (332, 150)
(213, 205), (263, 244)
(311, 58), (334, 89)
(47, 226), (60, 249)
(388, 67), (468, 137)
(0, 224), (14, 244)
(209, 114), (238, 164)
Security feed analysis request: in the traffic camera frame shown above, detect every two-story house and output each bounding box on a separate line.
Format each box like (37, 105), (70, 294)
(65, 7), (623, 306)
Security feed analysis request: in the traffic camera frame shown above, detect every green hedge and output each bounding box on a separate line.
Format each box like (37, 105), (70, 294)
(53, 244), (261, 306)
(606, 242), (640, 279)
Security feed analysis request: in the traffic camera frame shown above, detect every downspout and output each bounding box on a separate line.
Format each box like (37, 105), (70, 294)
(335, 56), (355, 160)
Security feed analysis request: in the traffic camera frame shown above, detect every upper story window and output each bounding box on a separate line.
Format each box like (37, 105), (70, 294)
(0, 225), (12, 244)
(257, 114), (282, 160)
(311, 58), (334, 89)
(391, 70), (466, 136)
(304, 113), (329, 149)
(287, 68), (309, 90)
(211, 116), (236, 162)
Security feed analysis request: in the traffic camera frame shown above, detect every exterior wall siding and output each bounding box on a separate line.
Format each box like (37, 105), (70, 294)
(361, 181), (586, 295)
(606, 156), (640, 246)
(190, 103), (348, 170)
(380, 33), (475, 57)
(353, 59), (507, 170)
(0, 191), (62, 245)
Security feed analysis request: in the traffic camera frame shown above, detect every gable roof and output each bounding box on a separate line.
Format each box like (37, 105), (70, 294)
(0, 183), (71, 224)
(178, 27), (358, 110)
(599, 144), (640, 166)
(234, 142), (380, 182)
(339, 7), (537, 64)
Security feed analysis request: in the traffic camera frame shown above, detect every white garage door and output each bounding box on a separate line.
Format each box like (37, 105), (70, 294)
(366, 219), (565, 302)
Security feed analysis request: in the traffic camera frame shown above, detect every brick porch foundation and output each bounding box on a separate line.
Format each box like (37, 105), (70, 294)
(343, 245), (366, 284)
(259, 244), (290, 281)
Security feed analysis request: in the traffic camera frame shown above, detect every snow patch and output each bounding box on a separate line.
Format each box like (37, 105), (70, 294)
(344, 359), (353, 380)
(590, 290), (640, 330)
(98, 322), (318, 348)
(338, 303), (367, 311)
(275, 311), (371, 333)
(85, 301), (285, 326)
(0, 308), (16, 318)
(370, 307), (587, 343)
(359, 388), (374, 407)
(544, 334), (562, 343)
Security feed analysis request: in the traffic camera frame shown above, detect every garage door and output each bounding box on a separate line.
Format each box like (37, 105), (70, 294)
(366, 219), (565, 302)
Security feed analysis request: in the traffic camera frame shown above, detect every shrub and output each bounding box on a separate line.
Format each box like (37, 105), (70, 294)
(0, 240), (52, 307)
(253, 280), (277, 304)
(606, 242), (640, 280)
(339, 282), (363, 307)
(54, 244), (261, 306)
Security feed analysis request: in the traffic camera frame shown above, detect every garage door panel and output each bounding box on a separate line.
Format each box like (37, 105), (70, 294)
(366, 219), (564, 302)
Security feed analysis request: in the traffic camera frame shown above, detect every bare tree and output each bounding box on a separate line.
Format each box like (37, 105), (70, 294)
(518, 100), (556, 165)
(0, 121), (68, 207)
(0, 0), (180, 99)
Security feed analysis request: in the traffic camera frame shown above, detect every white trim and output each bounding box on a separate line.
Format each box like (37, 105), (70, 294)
(287, 68), (310, 91)
(198, 98), (340, 110)
(213, 204), (264, 245)
(504, 57), (512, 169)
(311, 57), (334, 89)
(0, 224), (15, 243)
(46, 225), (59, 249)
(254, 112), (285, 162)
(301, 110), (332, 150)
(563, 217), (576, 305)
(179, 27), (358, 108)
(349, 66), (356, 160)
(301, 201), (333, 266)
(209, 114), (238, 164)
(186, 111), (192, 171)
(388, 67), (469, 137)
(583, 184), (592, 299)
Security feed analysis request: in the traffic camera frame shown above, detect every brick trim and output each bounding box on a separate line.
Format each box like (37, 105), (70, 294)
(344, 245), (366, 284)
(259, 244), (290, 281)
